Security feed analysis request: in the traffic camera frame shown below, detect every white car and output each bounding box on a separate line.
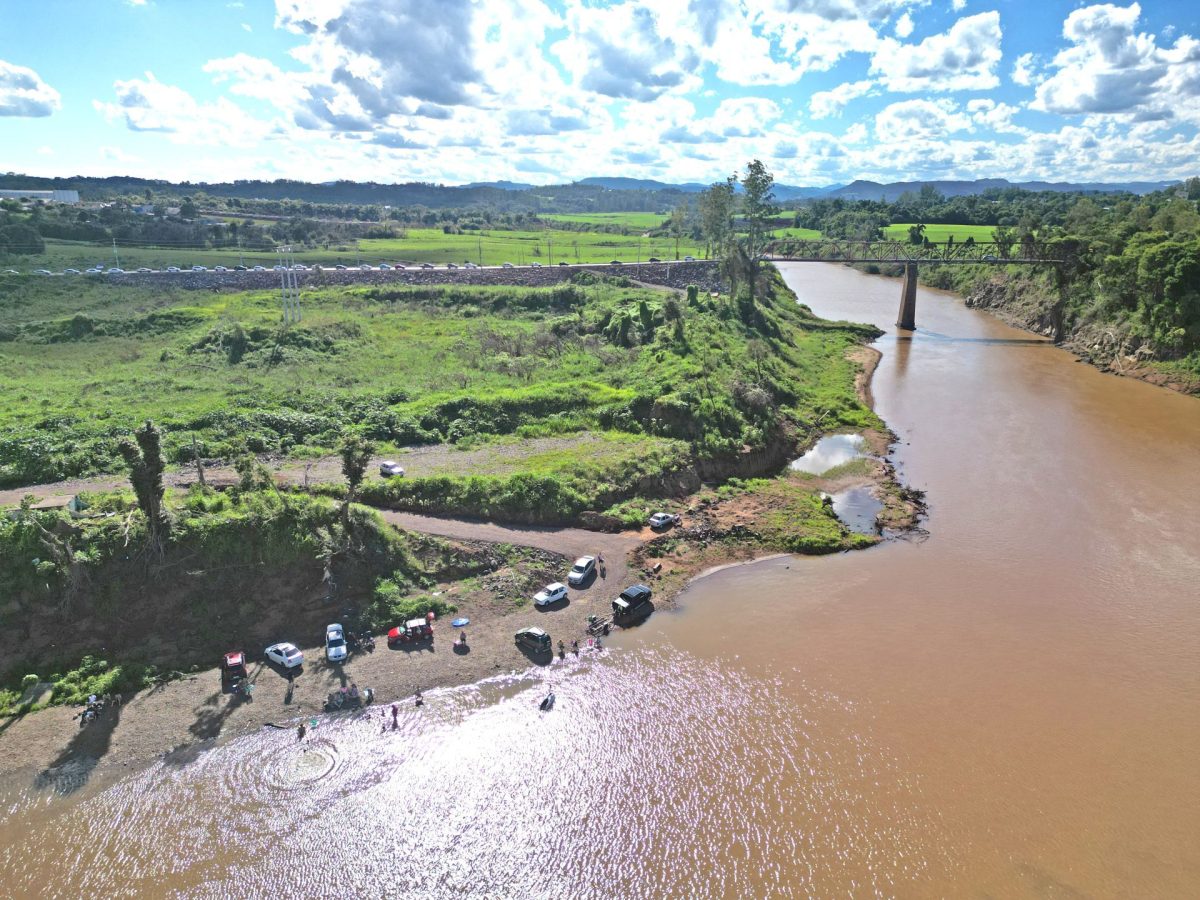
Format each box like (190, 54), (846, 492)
(64, 268), (81, 274)
(106, 267), (125, 274)
(530, 262), (542, 267)
(252, 265), (266, 272)
(533, 582), (568, 608)
(214, 265), (228, 272)
(502, 262), (515, 268)
(166, 266), (181, 273)
(137, 267), (153, 273)
(325, 624), (348, 663)
(567, 555), (596, 586)
(379, 460), (405, 478)
(33, 269), (52, 275)
(265, 642), (304, 669)
(648, 512), (681, 530)
(684, 255), (696, 261)
(192, 265), (207, 272)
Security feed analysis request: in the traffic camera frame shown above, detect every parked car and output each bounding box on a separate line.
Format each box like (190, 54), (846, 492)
(393, 264), (406, 269)
(378, 263), (392, 270)
(464, 261), (478, 268)
(502, 262), (515, 268)
(360, 264), (373, 271)
(192, 265), (207, 272)
(64, 268), (81, 274)
(515, 626), (551, 653)
(334, 264), (348, 270)
(234, 264), (248, 271)
(558, 261), (569, 266)
(388, 618), (432, 645)
(252, 265), (267, 271)
(609, 260), (623, 265)
(530, 262), (541, 267)
(221, 650), (248, 684)
(106, 267), (125, 274)
(379, 460), (405, 478)
(613, 584), (652, 618)
(214, 265), (228, 272)
(446, 262), (457, 269)
(166, 266), (181, 273)
(33, 269), (52, 275)
(420, 262), (434, 269)
(648, 512), (681, 530)
(684, 255), (696, 261)
(2, 269), (19, 275)
(325, 623), (348, 663)
(265, 642), (303, 669)
(648, 257), (661, 263)
(293, 264), (308, 271)
(533, 582), (568, 608)
(137, 267), (153, 273)
(567, 555), (596, 586)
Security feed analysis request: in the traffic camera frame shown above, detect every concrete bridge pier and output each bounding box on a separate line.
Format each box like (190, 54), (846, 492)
(896, 263), (918, 330)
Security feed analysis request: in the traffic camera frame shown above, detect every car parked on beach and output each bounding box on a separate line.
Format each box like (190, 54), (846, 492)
(515, 626), (551, 653)
(265, 642), (303, 669)
(388, 619), (432, 645)
(325, 623), (348, 663)
(613, 584), (652, 618)
(567, 555), (596, 586)
(533, 582), (568, 608)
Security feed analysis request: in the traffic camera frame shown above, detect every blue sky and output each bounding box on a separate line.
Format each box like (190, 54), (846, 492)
(2, 0), (1198, 186)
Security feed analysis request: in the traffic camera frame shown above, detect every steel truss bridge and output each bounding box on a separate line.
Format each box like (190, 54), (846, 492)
(763, 239), (1064, 328)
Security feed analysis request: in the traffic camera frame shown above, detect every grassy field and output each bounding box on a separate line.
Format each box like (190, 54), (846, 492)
(768, 227), (823, 240)
(0, 271), (878, 500)
(16, 226), (709, 272)
(882, 223), (998, 242)
(541, 212), (669, 230)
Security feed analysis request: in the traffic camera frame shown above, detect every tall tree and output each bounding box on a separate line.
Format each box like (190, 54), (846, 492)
(119, 420), (170, 559)
(698, 177), (736, 259)
(739, 160), (778, 304)
(339, 432), (375, 526)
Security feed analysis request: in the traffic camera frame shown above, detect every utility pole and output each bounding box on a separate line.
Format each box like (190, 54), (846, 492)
(547, 234), (552, 266)
(112, 238), (120, 268)
(478, 236), (482, 267)
(238, 236), (244, 268)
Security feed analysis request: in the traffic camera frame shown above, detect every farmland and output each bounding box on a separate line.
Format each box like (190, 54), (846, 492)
(22, 225), (709, 273)
(0, 271), (879, 520)
(881, 223), (998, 242)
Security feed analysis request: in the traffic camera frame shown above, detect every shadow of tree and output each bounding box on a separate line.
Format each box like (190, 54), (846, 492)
(33, 703), (123, 796)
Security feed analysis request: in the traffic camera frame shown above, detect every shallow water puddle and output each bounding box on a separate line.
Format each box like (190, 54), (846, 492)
(831, 487), (883, 533)
(791, 433), (867, 474)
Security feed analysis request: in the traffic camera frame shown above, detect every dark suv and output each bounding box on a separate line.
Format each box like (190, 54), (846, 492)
(613, 584), (652, 618)
(515, 626), (551, 653)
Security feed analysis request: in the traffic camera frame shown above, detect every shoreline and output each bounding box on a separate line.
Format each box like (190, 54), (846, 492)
(0, 339), (916, 792)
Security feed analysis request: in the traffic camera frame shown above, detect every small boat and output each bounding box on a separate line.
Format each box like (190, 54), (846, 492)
(539, 693), (556, 712)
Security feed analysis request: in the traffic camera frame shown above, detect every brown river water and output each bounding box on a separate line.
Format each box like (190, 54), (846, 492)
(2, 264), (1198, 898)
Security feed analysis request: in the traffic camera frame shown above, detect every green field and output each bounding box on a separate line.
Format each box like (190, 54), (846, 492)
(768, 227), (823, 240)
(0, 272), (878, 502)
(18, 226), (708, 272)
(882, 223), (998, 242)
(541, 212), (670, 230)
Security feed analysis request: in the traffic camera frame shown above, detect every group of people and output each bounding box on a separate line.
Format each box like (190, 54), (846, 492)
(78, 692), (120, 727)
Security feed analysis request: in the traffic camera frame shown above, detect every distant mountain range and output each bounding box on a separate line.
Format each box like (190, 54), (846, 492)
(1, 173), (1180, 212)
(466, 175), (1174, 200)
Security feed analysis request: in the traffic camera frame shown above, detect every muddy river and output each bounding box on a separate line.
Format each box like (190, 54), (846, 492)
(1, 264), (1198, 897)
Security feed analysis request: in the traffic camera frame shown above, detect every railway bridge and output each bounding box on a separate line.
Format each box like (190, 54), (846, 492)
(765, 239), (1064, 329)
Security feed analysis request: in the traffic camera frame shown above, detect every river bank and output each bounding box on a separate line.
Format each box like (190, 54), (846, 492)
(0, 348), (920, 792)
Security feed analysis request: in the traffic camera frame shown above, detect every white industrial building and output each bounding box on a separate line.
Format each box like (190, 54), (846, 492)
(0, 189), (80, 204)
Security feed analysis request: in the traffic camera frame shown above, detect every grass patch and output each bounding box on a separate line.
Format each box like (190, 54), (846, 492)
(882, 223), (998, 243)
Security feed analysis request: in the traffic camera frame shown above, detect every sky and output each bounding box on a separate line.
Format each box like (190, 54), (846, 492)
(1, 0), (1198, 187)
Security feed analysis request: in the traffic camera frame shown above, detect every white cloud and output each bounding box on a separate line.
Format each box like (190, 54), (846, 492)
(94, 73), (271, 145)
(0, 59), (61, 117)
(875, 98), (972, 141)
(894, 12), (913, 39)
(1012, 52), (1039, 86)
(809, 79), (875, 118)
(872, 12), (1003, 92)
(1032, 3), (1200, 125)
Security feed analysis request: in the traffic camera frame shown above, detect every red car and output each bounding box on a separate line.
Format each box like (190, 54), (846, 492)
(221, 651), (248, 682)
(388, 618), (433, 645)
